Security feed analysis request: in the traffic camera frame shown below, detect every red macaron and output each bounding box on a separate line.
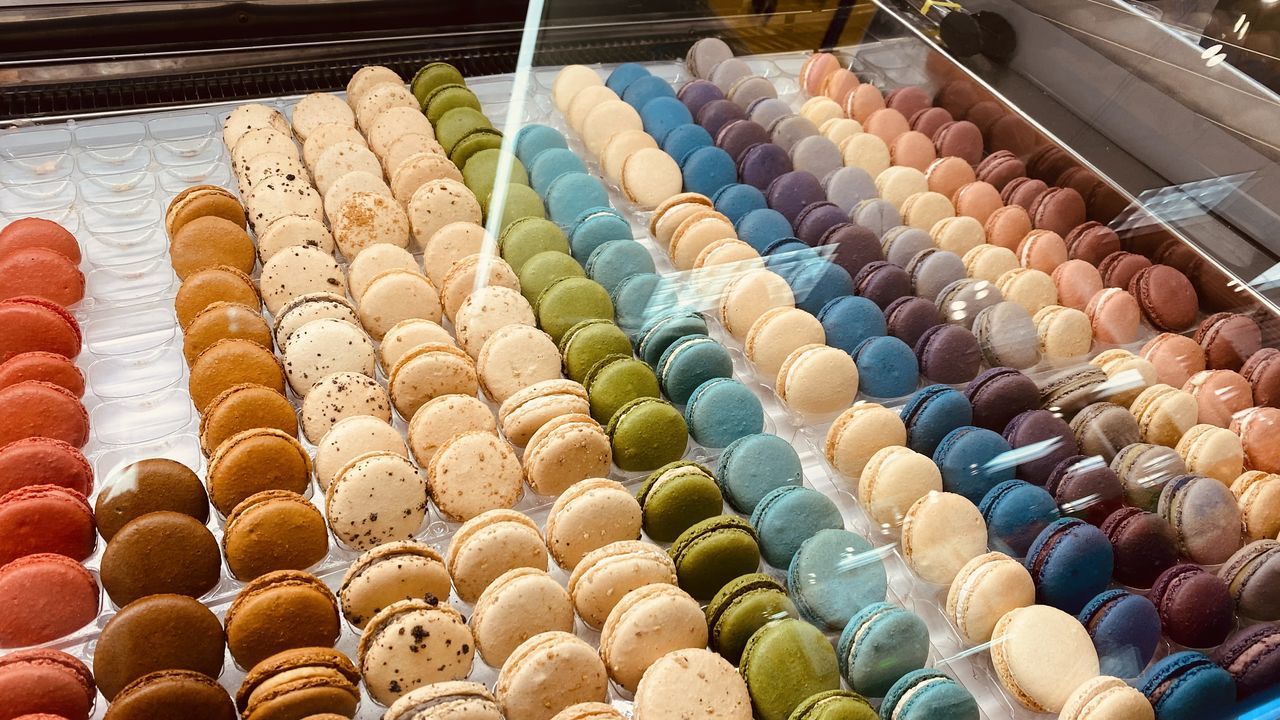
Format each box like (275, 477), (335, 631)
(0, 438), (93, 497)
(0, 381), (89, 449)
(0, 648), (96, 720)
(0, 218), (81, 264)
(0, 352), (84, 396)
(0, 248), (85, 308)
(0, 485), (96, 566)
(0, 553), (99, 647)
(0, 296), (81, 364)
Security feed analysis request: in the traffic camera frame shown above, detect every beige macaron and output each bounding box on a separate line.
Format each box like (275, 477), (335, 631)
(496, 632), (609, 720)
(392, 152), (465, 206)
(900, 491), (988, 585)
(326, 450), (429, 551)
(282, 317), (376, 397)
(566, 540), (677, 629)
(475, 324), (563, 404)
(422, 221), (487, 285)
(632, 648), (751, 719)
(322, 168), (392, 221)
(406, 394), (496, 467)
(543, 479), (642, 570)
(990, 604), (1100, 713)
(552, 64), (604, 114)
(427, 431), (523, 523)
(331, 191), (409, 259)
(346, 65), (403, 107)
(356, 270), (442, 340)
(313, 414), (407, 490)
(387, 342), (479, 420)
(367, 105), (434, 158)
(223, 103), (290, 151)
(291, 92), (354, 141)
(620, 147), (682, 211)
(378, 318), (456, 373)
(445, 509), (548, 604)
(598, 583), (708, 692)
(945, 552), (1035, 644)
(522, 414), (612, 497)
(471, 568), (574, 667)
(257, 214), (335, 262)
(825, 401), (908, 480)
(455, 286), (536, 359)
(313, 141), (382, 197)
(272, 291), (358, 350)
(439, 254), (521, 323)
(744, 306), (826, 378)
(408, 179), (483, 251)
(1034, 304), (1093, 359)
(338, 540), (452, 629)
(498, 379), (592, 448)
(776, 344), (860, 417)
(669, 212), (736, 271)
(719, 268), (796, 340)
(384, 134), (447, 180)
(358, 599), (474, 707)
(300, 370), (391, 443)
(303, 123), (366, 171)
(353, 82), (417, 131)
(258, 245), (347, 315)
(347, 243), (420, 303)
(245, 172), (324, 235)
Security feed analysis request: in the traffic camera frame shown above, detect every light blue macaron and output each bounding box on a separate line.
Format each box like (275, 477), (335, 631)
(789, 529), (886, 631)
(838, 602), (930, 698)
(545, 172), (609, 226)
(716, 433), (803, 514)
(655, 334), (733, 405)
(736, 208), (795, 252)
(568, 207), (631, 261)
(851, 336), (919, 399)
(662, 123), (714, 166)
(640, 96), (693, 145)
(610, 272), (683, 336)
(818, 295), (887, 355)
(712, 183), (768, 225)
(514, 124), (567, 167)
(932, 426), (1017, 504)
(585, 239), (656, 295)
(680, 145), (736, 198)
(635, 310), (709, 367)
(605, 63), (650, 95)
(529, 147), (587, 197)
(684, 377), (765, 449)
(750, 485), (844, 569)
(622, 74), (676, 111)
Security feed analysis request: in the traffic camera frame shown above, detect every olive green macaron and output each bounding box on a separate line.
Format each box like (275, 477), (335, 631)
(500, 217), (571, 274)
(411, 61), (466, 107)
(521, 251), (586, 305)
(606, 396), (688, 472)
(461, 148), (525, 206)
(787, 690), (878, 720)
(559, 319), (633, 383)
(636, 461), (723, 542)
(740, 618), (841, 720)
(451, 129), (505, 172)
(706, 573), (797, 663)
(424, 83), (482, 125)
(536, 276), (615, 343)
(584, 353), (661, 424)
(669, 514), (760, 601)
(490, 183), (546, 233)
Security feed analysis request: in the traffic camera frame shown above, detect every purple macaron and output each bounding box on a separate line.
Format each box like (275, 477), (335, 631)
(738, 143), (793, 191)
(914, 324), (981, 385)
(715, 119), (770, 162)
(766, 171), (825, 225)
(795, 202), (850, 247)
(1100, 507), (1179, 589)
(1045, 455), (1125, 526)
(884, 296), (941, 349)
(1213, 624), (1280, 698)
(964, 367), (1039, 434)
(853, 261), (912, 310)
(1002, 409), (1079, 486)
(678, 79), (725, 118)
(818, 223), (882, 277)
(1149, 564), (1235, 649)
(696, 98), (748, 137)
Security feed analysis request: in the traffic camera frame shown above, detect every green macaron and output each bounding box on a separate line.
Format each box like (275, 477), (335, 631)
(786, 690), (877, 720)
(520, 251), (586, 305)
(584, 354), (661, 425)
(558, 319), (633, 383)
(490, 184), (546, 233)
(706, 573), (797, 663)
(435, 106), (493, 155)
(635, 461), (722, 542)
(411, 62), (466, 108)
(669, 514), (760, 601)
(452, 131), (506, 176)
(535, 276), (615, 343)
(740, 618), (841, 720)
(424, 83), (482, 125)
(606, 396), (688, 472)
(500, 217), (570, 274)
(461, 148), (525, 206)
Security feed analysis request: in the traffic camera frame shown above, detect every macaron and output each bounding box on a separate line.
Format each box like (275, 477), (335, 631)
(776, 344), (859, 418)
(900, 384), (973, 457)
(900, 491), (987, 585)
(1219, 539), (1280, 621)
(103, 669), (236, 719)
(0, 484), (94, 566)
(632, 648), (751, 719)
(978, 479), (1059, 557)
(705, 573), (798, 663)
(787, 690), (877, 720)
(739, 617), (840, 720)
(300, 370), (391, 443)
(1149, 564), (1234, 649)
(1212, 624), (1280, 699)
(1242, 347), (1280, 407)
(222, 490), (328, 581)
(471, 567), (574, 668)
(716, 432), (804, 514)
(92, 593), (224, 701)
(669, 514), (761, 601)
(385, 681), (503, 720)
(543, 478), (641, 570)
(790, 529), (886, 631)
(636, 461), (723, 543)
(1128, 264), (1198, 332)
(857, 446), (942, 531)
(1138, 651), (1236, 720)
(327, 450), (429, 551)
(684, 378), (764, 449)
(606, 397), (688, 472)
(497, 379), (590, 448)
(0, 648), (96, 720)
(99, 510), (220, 607)
(1232, 470), (1280, 542)
(1077, 589), (1161, 679)
(188, 338), (285, 415)
(566, 540), (676, 629)
(1058, 675), (1154, 720)
(945, 552), (1035, 645)
(358, 599), (474, 706)
(836, 602), (928, 698)
(338, 540), (451, 629)
(198, 384), (298, 456)
(205, 427), (310, 515)
(991, 604), (1100, 713)
(599, 583), (708, 692)
(878, 669), (979, 720)
(234, 647), (359, 719)
(932, 426), (1016, 503)
(1024, 518), (1114, 614)
(973, 301), (1040, 369)
(751, 486), (843, 570)
(496, 632), (609, 720)
(1045, 454), (1125, 526)
(1157, 472), (1243, 565)
(825, 402), (908, 480)
(1232, 406), (1280, 473)
(1040, 366), (1110, 418)
(165, 184), (246, 236)
(387, 342), (479, 421)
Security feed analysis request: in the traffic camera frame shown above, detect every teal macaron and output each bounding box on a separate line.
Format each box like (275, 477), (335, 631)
(788, 529), (887, 631)
(656, 334), (733, 405)
(878, 669), (979, 720)
(716, 433), (803, 513)
(636, 309), (709, 367)
(740, 618), (841, 720)
(684, 377), (764, 449)
(499, 217), (570, 274)
(513, 123), (567, 167)
(787, 690), (877, 720)
(606, 397), (688, 472)
(557, 319), (632, 384)
(569, 207), (633, 261)
(837, 602), (930, 698)
(669, 514), (761, 601)
(635, 461), (723, 542)
(534, 276), (614, 343)
(583, 353), (660, 425)
(751, 486), (844, 569)
(611, 272), (684, 336)
(585, 239), (655, 295)
(705, 573), (797, 664)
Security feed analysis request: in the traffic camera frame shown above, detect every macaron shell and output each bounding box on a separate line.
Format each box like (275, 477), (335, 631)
(599, 583), (708, 692)
(0, 552), (99, 647)
(327, 451), (428, 551)
(0, 648), (95, 720)
(426, 431), (522, 523)
(338, 541), (451, 629)
(359, 599), (474, 706)
(566, 540), (677, 628)
(471, 568), (574, 668)
(0, 380), (88, 449)
(0, 436), (93, 498)
(946, 552), (1035, 644)
(632, 648), (751, 719)
(0, 484), (96, 566)
(0, 247), (85, 307)
(990, 604), (1099, 713)
(496, 631), (608, 720)
(0, 217), (82, 263)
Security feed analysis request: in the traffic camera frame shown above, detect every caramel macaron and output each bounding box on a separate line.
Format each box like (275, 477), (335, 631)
(205, 427), (311, 515)
(223, 490), (328, 581)
(198, 383), (298, 455)
(165, 185), (246, 237)
(225, 570), (341, 670)
(188, 338), (285, 414)
(174, 265), (260, 329)
(181, 301), (273, 365)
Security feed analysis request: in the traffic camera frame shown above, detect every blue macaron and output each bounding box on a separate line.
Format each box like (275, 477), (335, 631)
(978, 480), (1059, 557)
(750, 485), (843, 569)
(622, 74), (676, 111)
(716, 433), (803, 514)
(788, 259), (854, 316)
(1138, 651), (1236, 720)
(635, 310), (709, 367)
(735, 208), (794, 252)
(837, 602), (929, 698)
(605, 62), (650, 95)
(1024, 517), (1115, 614)
(662, 123), (714, 166)
(529, 147), (587, 197)
(900, 385), (973, 457)
(544, 172), (609, 225)
(1078, 589), (1161, 679)
(851, 336), (919, 398)
(818, 295), (887, 354)
(762, 239), (817, 279)
(585, 240), (656, 295)
(655, 334), (733, 405)
(514, 124), (567, 167)
(610, 272), (682, 335)
(684, 378), (764, 449)
(680, 145), (737, 198)
(789, 530), (887, 631)
(880, 669), (980, 720)
(568, 207), (632, 261)
(640, 96), (694, 145)
(931, 426), (1017, 503)
(712, 183), (768, 225)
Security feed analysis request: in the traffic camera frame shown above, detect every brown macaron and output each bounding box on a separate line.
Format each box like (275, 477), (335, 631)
(182, 301), (273, 364)
(235, 647), (361, 718)
(205, 427), (311, 515)
(189, 338), (287, 414)
(198, 383), (298, 455)
(102, 669), (236, 720)
(175, 264), (261, 329)
(93, 593), (226, 701)
(169, 215), (256, 280)
(225, 570), (341, 670)
(223, 490), (328, 581)
(99, 510), (222, 607)
(166, 185), (246, 237)
(94, 458), (210, 541)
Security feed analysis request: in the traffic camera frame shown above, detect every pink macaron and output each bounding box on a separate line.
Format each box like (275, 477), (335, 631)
(0, 485), (96, 566)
